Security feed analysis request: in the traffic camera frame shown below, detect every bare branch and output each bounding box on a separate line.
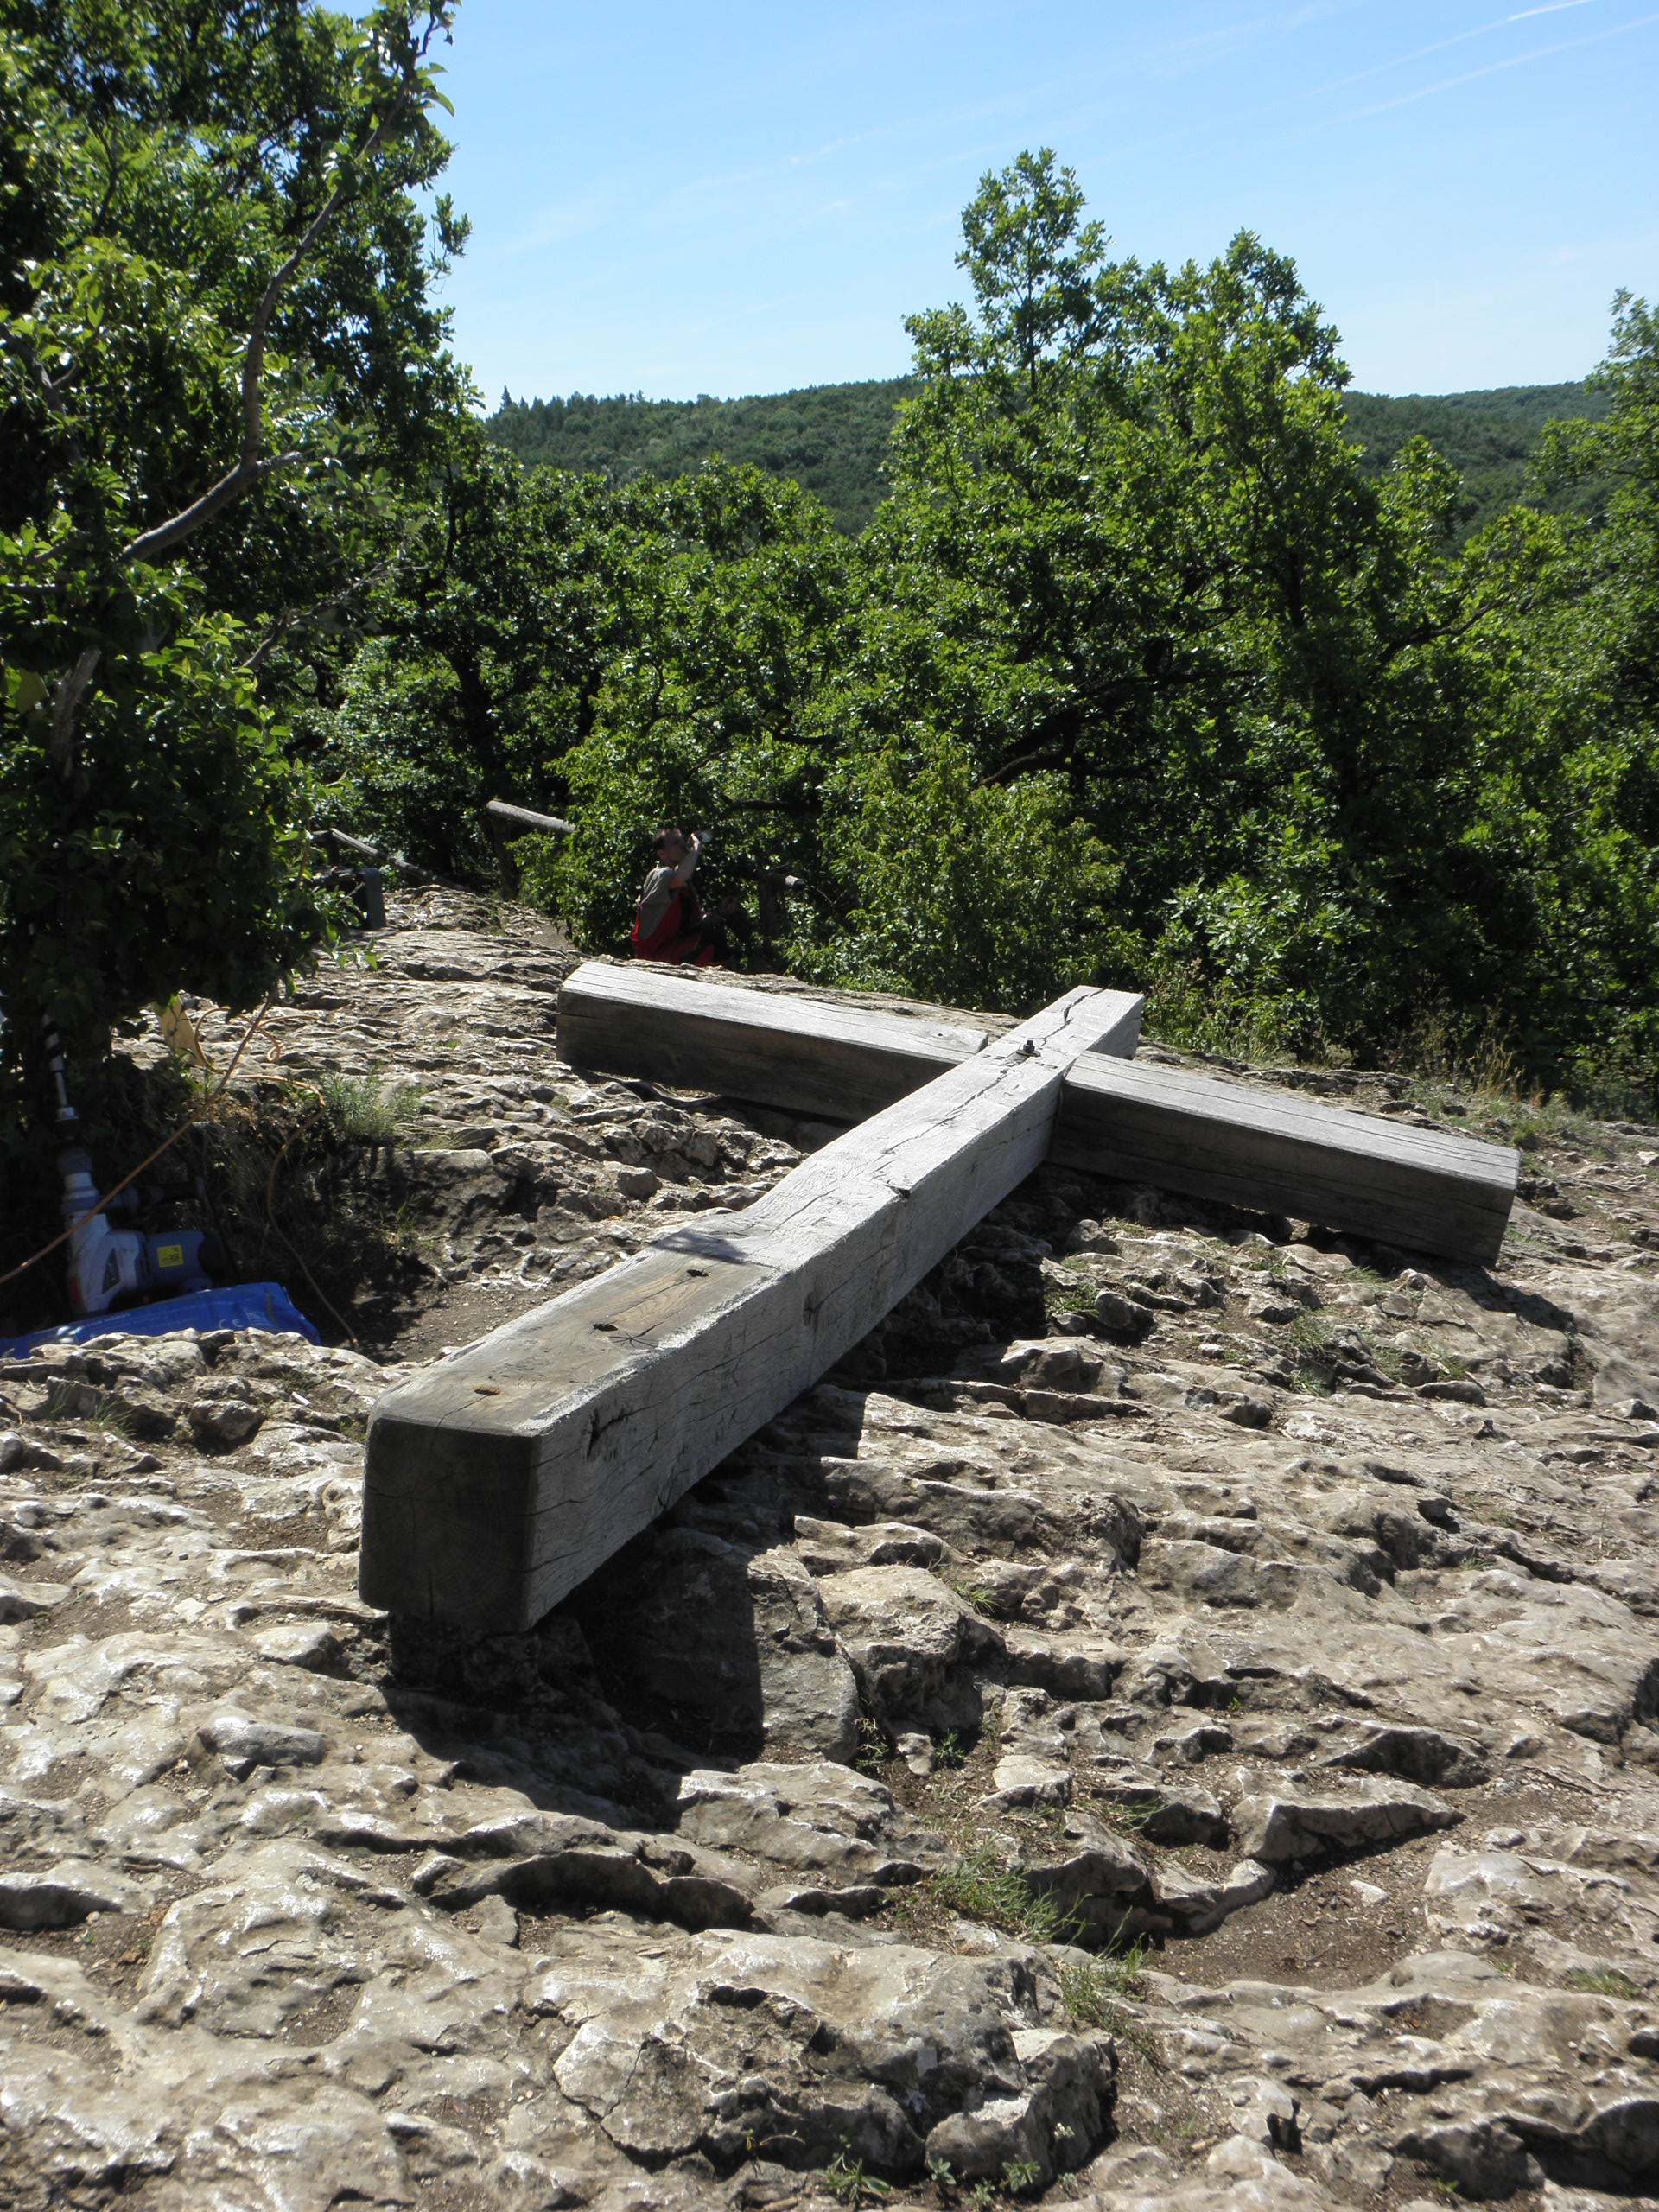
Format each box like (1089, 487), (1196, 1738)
(48, 645), (102, 779)
(239, 548), (401, 672)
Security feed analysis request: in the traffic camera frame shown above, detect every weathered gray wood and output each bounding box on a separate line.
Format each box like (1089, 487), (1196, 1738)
(1053, 1054), (1516, 1267)
(556, 959), (1142, 1125)
(359, 987), (1134, 1630)
(554, 963), (1516, 1266)
(486, 799), (572, 837)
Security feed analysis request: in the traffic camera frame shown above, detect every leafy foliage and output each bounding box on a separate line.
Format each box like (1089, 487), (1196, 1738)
(16, 51), (1651, 1159)
(1343, 381), (1610, 541)
(0, 0), (467, 1107)
(344, 150), (1659, 1105)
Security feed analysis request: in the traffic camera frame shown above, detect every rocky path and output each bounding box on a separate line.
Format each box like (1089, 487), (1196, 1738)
(3, 888), (1658, 2212)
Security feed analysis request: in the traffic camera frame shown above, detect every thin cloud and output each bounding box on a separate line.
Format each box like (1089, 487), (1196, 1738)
(485, 188), (612, 263)
(1151, 0), (1375, 67)
(1347, 7), (1659, 116)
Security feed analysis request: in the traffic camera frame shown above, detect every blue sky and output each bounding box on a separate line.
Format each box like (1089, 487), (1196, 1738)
(432, 0), (1659, 404)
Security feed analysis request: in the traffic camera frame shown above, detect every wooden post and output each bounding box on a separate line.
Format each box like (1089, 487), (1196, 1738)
(555, 962), (1517, 1266)
(359, 988), (1136, 1629)
(485, 798), (571, 894)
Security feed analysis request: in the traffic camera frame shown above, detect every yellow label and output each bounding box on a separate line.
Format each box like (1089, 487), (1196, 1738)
(156, 1243), (185, 1268)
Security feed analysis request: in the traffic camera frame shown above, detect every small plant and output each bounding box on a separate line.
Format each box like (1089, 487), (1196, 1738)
(855, 1717), (890, 1775)
(1566, 1965), (1641, 1999)
(1060, 1945), (1148, 2024)
(819, 2142), (893, 2205)
(945, 1571), (1004, 1618)
(929, 1847), (1076, 1943)
(44, 1382), (133, 1437)
(926, 2154), (957, 2198)
(1001, 2158), (1042, 2195)
(1095, 1792), (1159, 1833)
(932, 1730), (968, 1767)
(967, 2184), (995, 2211)
(1060, 1946), (1162, 2059)
(1046, 1283), (1096, 1317)
(1287, 1310), (1335, 1361)
(314, 1067), (426, 1145)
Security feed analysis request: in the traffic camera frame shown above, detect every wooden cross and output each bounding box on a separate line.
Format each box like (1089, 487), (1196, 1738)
(359, 965), (1516, 1632)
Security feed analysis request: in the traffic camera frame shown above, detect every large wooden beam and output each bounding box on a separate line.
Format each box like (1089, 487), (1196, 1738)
(556, 959), (1141, 1122)
(359, 988), (1135, 1630)
(556, 963), (1516, 1266)
(1052, 1053), (1516, 1266)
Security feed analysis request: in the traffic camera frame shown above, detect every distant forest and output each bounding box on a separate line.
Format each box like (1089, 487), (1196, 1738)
(488, 375), (1611, 539)
(487, 379), (913, 534)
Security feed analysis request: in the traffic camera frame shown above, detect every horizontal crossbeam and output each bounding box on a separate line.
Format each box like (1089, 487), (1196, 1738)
(557, 963), (1517, 1266)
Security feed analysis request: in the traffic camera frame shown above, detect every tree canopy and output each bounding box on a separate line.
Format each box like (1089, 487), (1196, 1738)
(4, 93), (1656, 1134)
(0, 0), (467, 1087)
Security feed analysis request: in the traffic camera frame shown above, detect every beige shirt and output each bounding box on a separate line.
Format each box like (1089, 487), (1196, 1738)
(636, 845), (699, 939)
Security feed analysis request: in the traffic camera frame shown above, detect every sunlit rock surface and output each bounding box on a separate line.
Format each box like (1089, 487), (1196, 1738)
(3, 887), (1657, 2209)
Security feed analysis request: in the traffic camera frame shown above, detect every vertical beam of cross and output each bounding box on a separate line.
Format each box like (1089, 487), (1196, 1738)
(359, 986), (1143, 1629)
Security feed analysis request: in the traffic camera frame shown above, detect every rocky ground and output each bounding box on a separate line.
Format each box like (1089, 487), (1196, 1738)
(3, 886), (1659, 2212)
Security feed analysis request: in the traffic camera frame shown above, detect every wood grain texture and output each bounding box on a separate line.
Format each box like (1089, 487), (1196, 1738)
(1054, 1055), (1516, 1267)
(556, 959), (1141, 1123)
(360, 987), (1133, 1630)
(554, 964), (1516, 1266)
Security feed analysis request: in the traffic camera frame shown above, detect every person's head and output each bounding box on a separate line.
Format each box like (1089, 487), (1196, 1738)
(653, 825), (687, 864)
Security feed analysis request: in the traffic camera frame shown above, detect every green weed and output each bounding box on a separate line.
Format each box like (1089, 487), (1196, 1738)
(933, 1730), (968, 1768)
(43, 1382), (133, 1437)
(314, 1068), (426, 1145)
(818, 2143), (892, 2204)
(929, 1847), (1076, 1944)
(1095, 1793), (1159, 1834)
(1001, 2159), (1042, 2196)
(1059, 1948), (1159, 2061)
(1566, 1965), (1641, 1999)
(854, 1717), (890, 1776)
(1060, 1947), (1148, 2022)
(945, 1573), (1004, 1618)
(1287, 1309), (1335, 1362)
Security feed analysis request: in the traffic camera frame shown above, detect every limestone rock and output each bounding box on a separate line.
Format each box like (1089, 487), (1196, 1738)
(3, 887), (1657, 2210)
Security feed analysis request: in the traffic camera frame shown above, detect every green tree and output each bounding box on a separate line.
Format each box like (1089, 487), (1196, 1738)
(316, 431), (641, 876)
(531, 462), (853, 957)
(0, 0), (467, 1106)
(823, 151), (1516, 1045)
(1449, 293), (1659, 1103)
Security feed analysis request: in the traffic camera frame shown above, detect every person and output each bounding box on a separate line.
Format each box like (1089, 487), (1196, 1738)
(630, 825), (728, 965)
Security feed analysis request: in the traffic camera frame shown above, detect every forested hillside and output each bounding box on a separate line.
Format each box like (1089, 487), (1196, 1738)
(489, 374), (1610, 541)
(1343, 380), (1611, 535)
(487, 379), (913, 534)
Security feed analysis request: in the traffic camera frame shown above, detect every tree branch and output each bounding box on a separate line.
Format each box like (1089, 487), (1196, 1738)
(239, 549), (400, 671)
(48, 645), (102, 779)
(119, 16), (442, 569)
